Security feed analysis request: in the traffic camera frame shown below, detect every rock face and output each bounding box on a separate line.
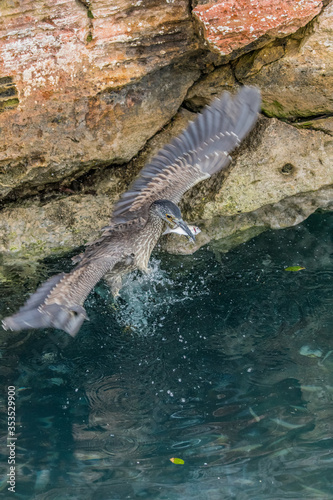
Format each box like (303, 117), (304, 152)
(0, 108), (196, 262)
(187, 2), (333, 121)
(163, 115), (333, 255)
(0, 0), (198, 200)
(202, 116), (333, 218)
(193, 0), (322, 58)
(239, 1), (333, 118)
(0, 0), (332, 271)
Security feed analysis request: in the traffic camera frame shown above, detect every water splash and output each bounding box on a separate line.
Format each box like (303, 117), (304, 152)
(2, 212), (333, 499)
(115, 258), (209, 336)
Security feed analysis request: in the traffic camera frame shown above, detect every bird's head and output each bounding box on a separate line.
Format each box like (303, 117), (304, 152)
(152, 200), (195, 242)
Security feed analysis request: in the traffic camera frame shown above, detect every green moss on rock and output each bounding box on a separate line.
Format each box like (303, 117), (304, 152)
(0, 98), (19, 112)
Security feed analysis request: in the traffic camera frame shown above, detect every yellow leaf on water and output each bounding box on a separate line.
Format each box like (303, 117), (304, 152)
(170, 457), (184, 465)
(284, 266), (305, 272)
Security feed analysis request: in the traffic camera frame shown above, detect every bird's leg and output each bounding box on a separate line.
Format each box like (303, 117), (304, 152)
(136, 261), (152, 275)
(103, 253), (135, 299)
(104, 274), (122, 299)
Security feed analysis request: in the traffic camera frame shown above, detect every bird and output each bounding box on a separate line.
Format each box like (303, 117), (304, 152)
(2, 86), (261, 337)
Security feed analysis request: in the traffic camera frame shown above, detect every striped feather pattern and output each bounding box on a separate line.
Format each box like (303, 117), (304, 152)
(110, 86), (261, 229)
(2, 257), (116, 336)
(1, 86), (261, 337)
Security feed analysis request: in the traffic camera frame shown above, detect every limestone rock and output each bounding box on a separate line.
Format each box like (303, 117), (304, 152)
(187, 3), (333, 120)
(161, 116), (333, 255)
(0, 195), (112, 260)
(0, 0), (198, 200)
(193, 0), (322, 58)
(161, 186), (333, 256)
(0, 0), (333, 271)
(1, 110), (332, 266)
(184, 64), (236, 111)
(202, 116), (333, 218)
(240, 2), (333, 118)
(0, 109), (197, 262)
(295, 117), (333, 135)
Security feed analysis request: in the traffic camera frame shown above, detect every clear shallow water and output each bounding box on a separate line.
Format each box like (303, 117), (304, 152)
(1, 211), (333, 500)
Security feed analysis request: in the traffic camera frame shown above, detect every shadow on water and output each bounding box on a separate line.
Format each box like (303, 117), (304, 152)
(1, 211), (333, 499)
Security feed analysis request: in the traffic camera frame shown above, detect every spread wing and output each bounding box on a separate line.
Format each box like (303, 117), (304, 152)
(109, 86), (261, 229)
(2, 255), (118, 337)
(2, 86), (260, 338)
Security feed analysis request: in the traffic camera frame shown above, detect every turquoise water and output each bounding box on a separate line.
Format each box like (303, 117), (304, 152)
(1, 211), (333, 499)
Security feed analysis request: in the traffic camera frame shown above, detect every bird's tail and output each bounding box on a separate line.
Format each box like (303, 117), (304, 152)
(2, 273), (88, 337)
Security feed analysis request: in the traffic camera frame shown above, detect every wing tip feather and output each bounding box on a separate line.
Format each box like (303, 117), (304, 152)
(110, 86), (261, 226)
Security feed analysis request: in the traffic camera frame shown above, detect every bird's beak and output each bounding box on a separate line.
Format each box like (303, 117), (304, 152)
(175, 218), (196, 243)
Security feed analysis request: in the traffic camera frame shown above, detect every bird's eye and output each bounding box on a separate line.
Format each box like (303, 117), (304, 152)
(166, 214), (173, 220)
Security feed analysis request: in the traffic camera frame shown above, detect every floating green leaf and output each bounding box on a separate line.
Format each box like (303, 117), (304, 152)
(284, 266), (305, 272)
(170, 457), (184, 465)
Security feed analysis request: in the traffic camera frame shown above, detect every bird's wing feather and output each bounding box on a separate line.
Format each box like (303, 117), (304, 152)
(2, 86), (261, 338)
(2, 255), (117, 337)
(109, 86), (261, 229)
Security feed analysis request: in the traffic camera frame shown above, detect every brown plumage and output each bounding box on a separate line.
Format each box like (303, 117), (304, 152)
(2, 86), (261, 337)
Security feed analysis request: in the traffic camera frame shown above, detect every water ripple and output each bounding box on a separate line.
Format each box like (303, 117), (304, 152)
(2, 212), (333, 499)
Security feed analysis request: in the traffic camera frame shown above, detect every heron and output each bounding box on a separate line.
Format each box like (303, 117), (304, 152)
(2, 86), (261, 337)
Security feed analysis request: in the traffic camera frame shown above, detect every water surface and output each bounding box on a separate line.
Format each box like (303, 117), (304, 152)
(1, 211), (333, 499)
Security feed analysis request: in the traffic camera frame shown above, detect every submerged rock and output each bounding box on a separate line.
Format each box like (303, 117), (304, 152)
(299, 345), (323, 358)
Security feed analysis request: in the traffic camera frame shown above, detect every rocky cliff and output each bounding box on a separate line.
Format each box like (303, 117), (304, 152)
(0, 0), (332, 276)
